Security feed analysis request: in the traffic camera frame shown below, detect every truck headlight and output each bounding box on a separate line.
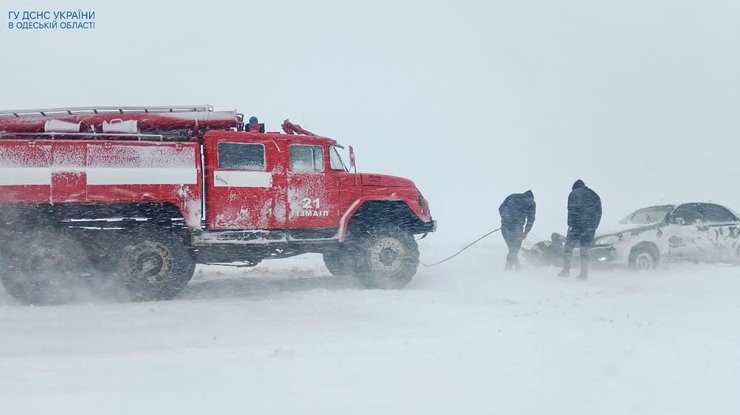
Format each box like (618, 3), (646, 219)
(595, 235), (620, 246)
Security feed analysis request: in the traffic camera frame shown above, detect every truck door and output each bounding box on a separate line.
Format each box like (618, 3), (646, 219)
(204, 133), (277, 230)
(286, 144), (344, 230)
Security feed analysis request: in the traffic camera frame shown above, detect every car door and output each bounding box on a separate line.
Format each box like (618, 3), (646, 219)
(666, 203), (705, 260)
(204, 134), (276, 230)
(697, 203), (740, 262)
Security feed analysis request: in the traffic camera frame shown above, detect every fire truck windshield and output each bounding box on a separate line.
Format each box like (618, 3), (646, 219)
(330, 145), (348, 171)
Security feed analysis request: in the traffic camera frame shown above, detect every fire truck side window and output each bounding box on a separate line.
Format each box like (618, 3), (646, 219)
(329, 146), (348, 171)
(217, 142), (265, 170)
(290, 145), (323, 172)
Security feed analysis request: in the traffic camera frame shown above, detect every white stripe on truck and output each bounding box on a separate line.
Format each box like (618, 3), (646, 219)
(0, 168), (52, 185)
(0, 167), (197, 186)
(86, 168), (197, 185)
(214, 170), (272, 188)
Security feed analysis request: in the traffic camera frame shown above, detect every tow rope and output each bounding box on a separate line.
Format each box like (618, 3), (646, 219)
(419, 228), (501, 267)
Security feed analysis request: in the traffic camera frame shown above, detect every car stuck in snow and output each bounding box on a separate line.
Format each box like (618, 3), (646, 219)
(591, 203), (740, 269)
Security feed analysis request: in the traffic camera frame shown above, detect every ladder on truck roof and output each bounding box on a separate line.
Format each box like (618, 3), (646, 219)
(0, 105), (215, 118)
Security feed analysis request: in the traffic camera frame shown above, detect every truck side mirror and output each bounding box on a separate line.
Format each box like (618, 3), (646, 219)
(349, 145), (356, 172)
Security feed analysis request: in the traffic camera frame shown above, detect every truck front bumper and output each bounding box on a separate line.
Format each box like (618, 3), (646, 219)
(418, 219), (437, 234)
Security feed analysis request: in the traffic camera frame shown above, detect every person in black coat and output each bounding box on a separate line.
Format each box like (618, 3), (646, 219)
(498, 190), (536, 270)
(559, 179), (602, 279)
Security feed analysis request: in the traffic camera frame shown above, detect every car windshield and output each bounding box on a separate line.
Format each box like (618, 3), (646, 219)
(620, 205), (674, 224)
(330, 145), (348, 171)
(729, 207), (740, 221)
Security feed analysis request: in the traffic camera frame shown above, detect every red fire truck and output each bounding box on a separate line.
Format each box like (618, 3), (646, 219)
(0, 105), (435, 304)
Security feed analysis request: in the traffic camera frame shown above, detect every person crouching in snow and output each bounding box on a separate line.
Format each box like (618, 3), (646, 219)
(498, 190), (536, 270)
(524, 232), (566, 267)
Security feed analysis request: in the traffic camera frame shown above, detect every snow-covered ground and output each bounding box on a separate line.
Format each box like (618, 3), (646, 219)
(1, 240), (739, 415)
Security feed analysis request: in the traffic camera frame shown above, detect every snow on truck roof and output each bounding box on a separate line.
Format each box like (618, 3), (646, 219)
(206, 129), (337, 145)
(0, 105), (240, 132)
(0, 105), (221, 118)
(0, 105), (336, 144)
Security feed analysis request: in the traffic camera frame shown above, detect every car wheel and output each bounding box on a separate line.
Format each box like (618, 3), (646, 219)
(628, 245), (658, 271)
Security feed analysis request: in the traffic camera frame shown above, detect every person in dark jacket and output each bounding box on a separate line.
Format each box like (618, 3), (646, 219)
(559, 179), (602, 279)
(499, 190), (536, 270)
(524, 232), (565, 266)
(246, 116), (265, 132)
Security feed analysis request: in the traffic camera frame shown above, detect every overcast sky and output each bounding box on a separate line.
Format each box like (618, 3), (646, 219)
(2, 0), (739, 244)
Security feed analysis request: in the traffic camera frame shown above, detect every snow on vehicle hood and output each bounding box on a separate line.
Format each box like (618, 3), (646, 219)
(596, 221), (666, 238)
(360, 173), (415, 187)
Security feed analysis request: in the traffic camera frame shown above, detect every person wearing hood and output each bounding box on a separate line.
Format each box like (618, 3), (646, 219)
(498, 190), (536, 270)
(246, 116), (265, 133)
(559, 179), (602, 279)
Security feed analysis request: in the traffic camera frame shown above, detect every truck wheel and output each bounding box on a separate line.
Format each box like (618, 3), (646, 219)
(323, 247), (354, 276)
(353, 228), (419, 289)
(628, 245), (658, 271)
(0, 231), (92, 305)
(118, 228), (195, 301)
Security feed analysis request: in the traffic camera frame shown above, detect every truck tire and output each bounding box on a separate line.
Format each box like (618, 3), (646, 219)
(0, 230), (92, 305)
(117, 227), (195, 301)
(322, 247), (354, 276)
(353, 228), (419, 289)
(628, 244), (658, 271)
